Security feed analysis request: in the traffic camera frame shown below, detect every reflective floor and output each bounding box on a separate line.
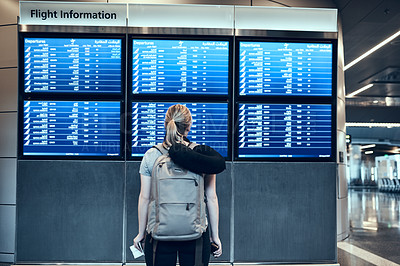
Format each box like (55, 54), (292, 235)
(338, 189), (400, 265)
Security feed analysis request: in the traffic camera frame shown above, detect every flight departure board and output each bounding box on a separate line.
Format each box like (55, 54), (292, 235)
(237, 103), (332, 158)
(23, 38), (122, 93)
(239, 41), (332, 96)
(23, 101), (121, 156)
(131, 102), (228, 157)
(131, 39), (229, 95)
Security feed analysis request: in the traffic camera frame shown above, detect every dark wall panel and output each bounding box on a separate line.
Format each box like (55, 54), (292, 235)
(16, 161), (124, 262)
(16, 160), (336, 263)
(233, 162), (337, 263)
(125, 161), (143, 263)
(125, 162), (232, 263)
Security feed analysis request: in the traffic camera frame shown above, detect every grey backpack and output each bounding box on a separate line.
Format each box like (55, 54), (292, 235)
(146, 143), (208, 241)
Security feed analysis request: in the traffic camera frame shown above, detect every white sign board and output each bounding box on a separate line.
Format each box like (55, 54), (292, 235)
(235, 6), (337, 32)
(19, 2), (337, 33)
(20, 1), (127, 26)
(128, 4), (234, 29)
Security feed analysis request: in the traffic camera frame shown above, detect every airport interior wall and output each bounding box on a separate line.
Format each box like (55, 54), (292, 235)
(0, 0), (346, 264)
(0, 0), (18, 262)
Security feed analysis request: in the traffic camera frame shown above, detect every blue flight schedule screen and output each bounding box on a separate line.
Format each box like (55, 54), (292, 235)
(132, 39), (229, 95)
(238, 104), (331, 158)
(23, 101), (121, 156)
(24, 38), (122, 93)
(131, 102), (228, 157)
(239, 42), (332, 96)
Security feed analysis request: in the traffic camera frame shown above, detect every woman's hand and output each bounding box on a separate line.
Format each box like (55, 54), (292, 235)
(211, 236), (222, 258)
(133, 233), (144, 251)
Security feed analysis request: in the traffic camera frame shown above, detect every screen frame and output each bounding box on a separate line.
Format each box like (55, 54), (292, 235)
(127, 34), (233, 161)
(235, 37), (337, 100)
(127, 99), (232, 161)
(233, 36), (337, 162)
(128, 34), (233, 100)
(18, 99), (125, 160)
(18, 32), (126, 97)
(233, 100), (336, 162)
(18, 32), (126, 160)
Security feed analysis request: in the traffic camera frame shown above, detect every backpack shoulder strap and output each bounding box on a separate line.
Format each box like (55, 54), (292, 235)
(153, 143), (168, 155)
(151, 144), (169, 178)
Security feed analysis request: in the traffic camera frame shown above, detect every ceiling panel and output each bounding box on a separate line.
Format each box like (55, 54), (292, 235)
(358, 84), (400, 97)
(343, 16), (400, 63)
(354, 144), (400, 157)
(339, 0), (382, 34)
(344, 44), (400, 95)
(346, 97), (400, 107)
(363, 0), (400, 23)
(347, 127), (400, 144)
(346, 106), (400, 123)
(334, 0), (352, 10)
(336, 0), (400, 101)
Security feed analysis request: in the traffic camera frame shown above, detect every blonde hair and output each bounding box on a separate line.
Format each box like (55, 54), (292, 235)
(164, 104), (192, 148)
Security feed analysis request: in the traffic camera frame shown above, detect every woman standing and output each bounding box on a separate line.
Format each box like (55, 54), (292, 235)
(133, 104), (225, 266)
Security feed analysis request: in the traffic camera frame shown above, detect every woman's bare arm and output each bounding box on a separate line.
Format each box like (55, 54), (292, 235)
(205, 174), (222, 257)
(133, 174), (151, 250)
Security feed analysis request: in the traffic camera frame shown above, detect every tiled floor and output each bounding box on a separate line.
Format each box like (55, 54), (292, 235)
(337, 189), (400, 266)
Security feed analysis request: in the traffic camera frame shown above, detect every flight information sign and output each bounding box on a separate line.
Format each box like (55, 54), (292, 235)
(132, 39), (229, 95)
(23, 101), (121, 156)
(131, 102), (228, 157)
(23, 38), (122, 93)
(239, 42), (332, 96)
(237, 103), (332, 158)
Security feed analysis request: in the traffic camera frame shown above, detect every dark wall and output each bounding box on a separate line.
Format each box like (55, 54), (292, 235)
(233, 162), (336, 262)
(16, 161), (125, 262)
(16, 161), (336, 263)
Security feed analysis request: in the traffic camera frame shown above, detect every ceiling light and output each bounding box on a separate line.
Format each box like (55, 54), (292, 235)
(344, 30), (400, 71)
(361, 144), (376, 149)
(392, 148), (400, 153)
(346, 84), (373, 97)
(346, 122), (400, 128)
(365, 150), (374, 155)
